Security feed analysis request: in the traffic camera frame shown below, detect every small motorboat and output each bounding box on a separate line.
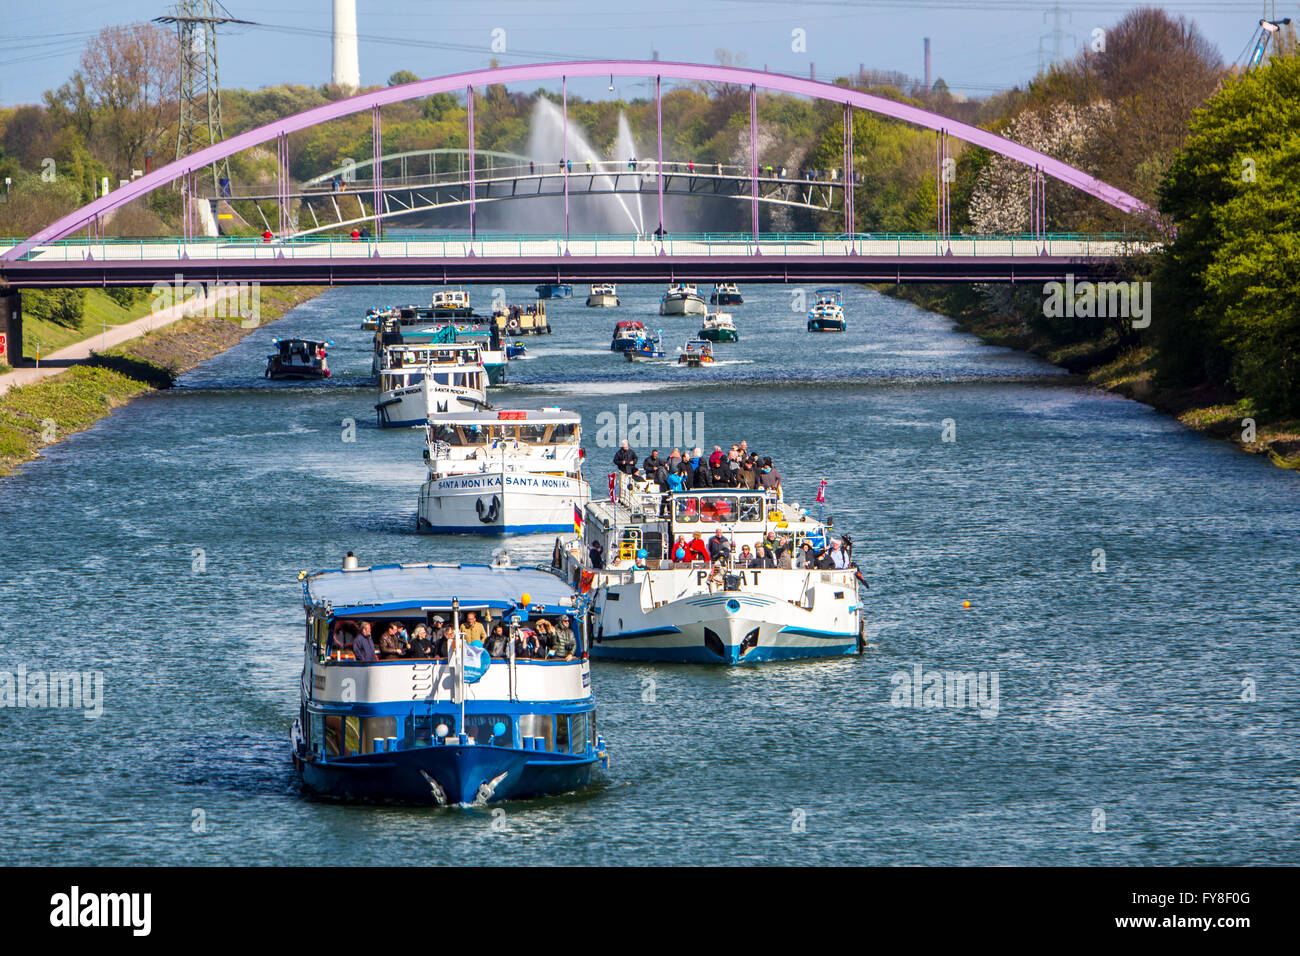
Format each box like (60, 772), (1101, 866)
(698, 311), (739, 343)
(586, 283), (619, 307)
(266, 337), (331, 379)
(710, 282), (743, 306)
(807, 289), (846, 332)
(505, 341), (528, 360)
(610, 320), (647, 352)
(659, 282), (707, 316)
(431, 289), (473, 318)
(677, 339), (715, 367)
(535, 283), (573, 300)
(624, 330), (666, 361)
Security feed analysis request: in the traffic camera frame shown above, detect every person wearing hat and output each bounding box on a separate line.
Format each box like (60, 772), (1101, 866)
(550, 616), (577, 660)
(428, 616), (449, 658)
(633, 548), (648, 571)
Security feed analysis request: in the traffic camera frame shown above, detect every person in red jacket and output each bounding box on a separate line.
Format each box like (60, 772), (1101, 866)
(686, 532), (710, 563)
(261, 229), (273, 242)
(350, 227), (361, 241)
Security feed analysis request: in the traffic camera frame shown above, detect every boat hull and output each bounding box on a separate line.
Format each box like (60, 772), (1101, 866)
(699, 328), (739, 343)
(660, 296), (708, 316)
(418, 473), (590, 535)
(589, 575), (862, 664)
(377, 383), (489, 428)
(586, 294), (619, 307)
(808, 318), (846, 332)
(710, 293), (744, 305)
(297, 743), (597, 806)
(535, 284), (573, 299)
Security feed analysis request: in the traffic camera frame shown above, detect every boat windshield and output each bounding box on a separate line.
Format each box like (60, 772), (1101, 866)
(673, 493), (767, 524)
(430, 421), (578, 446)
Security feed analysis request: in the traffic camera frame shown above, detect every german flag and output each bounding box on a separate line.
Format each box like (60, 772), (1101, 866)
(573, 505), (582, 534)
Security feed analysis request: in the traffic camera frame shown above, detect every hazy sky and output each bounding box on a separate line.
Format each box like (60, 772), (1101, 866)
(0, 0), (1286, 107)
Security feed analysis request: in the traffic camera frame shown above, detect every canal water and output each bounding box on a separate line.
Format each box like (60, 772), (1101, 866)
(1, 283), (1296, 865)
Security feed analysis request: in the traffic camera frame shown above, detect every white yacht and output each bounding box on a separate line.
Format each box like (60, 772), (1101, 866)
(418, 409), (591, 535)
(375, 343), (490, 428)
(586, 283), (620, 308)
(552, 473), (865, 664)
(659, 282), (707, 316)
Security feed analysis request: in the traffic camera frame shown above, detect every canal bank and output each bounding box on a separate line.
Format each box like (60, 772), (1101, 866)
(0, 285), (325, 476)
(879, 284), (1300, 471)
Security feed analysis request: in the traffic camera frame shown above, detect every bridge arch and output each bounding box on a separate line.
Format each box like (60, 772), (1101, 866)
(5, 59), (1149, 261)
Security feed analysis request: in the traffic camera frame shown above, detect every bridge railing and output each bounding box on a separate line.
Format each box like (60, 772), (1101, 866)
(0, 232), (1158, 263)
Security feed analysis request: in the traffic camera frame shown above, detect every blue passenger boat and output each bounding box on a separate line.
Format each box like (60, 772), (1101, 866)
(291, 559), (607, 806)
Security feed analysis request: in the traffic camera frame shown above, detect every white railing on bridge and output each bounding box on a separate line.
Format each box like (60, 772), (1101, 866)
(0, 233), (1159, 264)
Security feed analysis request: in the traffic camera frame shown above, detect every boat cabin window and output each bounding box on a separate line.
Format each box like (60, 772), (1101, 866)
(406, 713), (456, 748)
(463, 714), (513, 746)
(518, 713), (553, 751)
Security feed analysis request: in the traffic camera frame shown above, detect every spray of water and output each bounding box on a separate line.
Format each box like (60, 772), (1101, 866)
(615, 111), (646, 235)
(522, 98), (645, 236)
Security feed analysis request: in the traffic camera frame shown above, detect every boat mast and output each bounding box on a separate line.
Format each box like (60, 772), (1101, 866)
(453, 598), (464, 736)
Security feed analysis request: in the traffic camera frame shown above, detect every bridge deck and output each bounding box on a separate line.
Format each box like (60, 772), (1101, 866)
(0, 235), (1155, 287)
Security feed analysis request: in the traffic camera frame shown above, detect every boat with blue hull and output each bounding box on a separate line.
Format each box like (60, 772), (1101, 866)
(292, 560), (608, 806)
(535, 283), (573, 300)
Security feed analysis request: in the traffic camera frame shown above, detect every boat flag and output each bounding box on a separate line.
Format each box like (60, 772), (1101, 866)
(463, 642), (491, 683)
(816, 478), (827, 503)
(573, 505), (582, 534)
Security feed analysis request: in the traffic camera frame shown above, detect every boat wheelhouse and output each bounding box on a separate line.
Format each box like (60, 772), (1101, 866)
(364, 304), (443, 330)
(371, 319), (508, 385)
(266, 337), (331, 379)
(586, 283), (619, 307)
(535, 283), (573, 300)
(659, 282), (707, 316)
(698, 311), (739, 343)
(375, 343), (490, 428)
(678, 339), (715, 366)
(623, 330), (666, 361)
(292, 560), (607, 806)
(610, 320), (647, 352)
(492, 302), (550, 335)
(417, 408), (592, 535)
(551, 474), (865, 664)
(710, 283), (744, 306)
(431, 289), (473, 318)
(807, 289), (846, 332)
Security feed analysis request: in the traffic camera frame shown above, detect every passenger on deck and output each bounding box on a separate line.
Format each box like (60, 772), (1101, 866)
(550, 617), (577, 660)
(759, 458), (782, 495)
(671, 536), (690, 563)
(461, 611), (487, 645)
(643, 450), (661, 475)
(588, 540), (605, 569)
(378, 621), (407, 659)
(666, 469), (687, 494)
(427, 616), (449, 658)
(693, 456), (713, 488)
(796, 541), (818, 570)
(707, 530), (731, 564)
(738, 455), (758, 489)
(351, 621), (378, 663)
(821, 539), (851, 570)
(407, 625), (434, 659)
(613, 440), (638, 475)
(735, 544), (755, 568)
(486, 623), (510, 658)
(687, 532), (711, 563)
(707, 561), (726, 591)
(515, 625), (543, 659)
(709, 446), (724, 468)
(632, 549), (648, 571)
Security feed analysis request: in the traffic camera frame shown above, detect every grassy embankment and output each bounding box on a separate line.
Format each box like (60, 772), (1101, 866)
(884, 284), (1300, 470)
(0, 285), (325, 476)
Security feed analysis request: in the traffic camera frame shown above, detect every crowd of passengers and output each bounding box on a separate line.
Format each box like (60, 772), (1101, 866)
(613, 441), (782, 494)
(326, 610), (577, 663)
(589, 528), (854, 573)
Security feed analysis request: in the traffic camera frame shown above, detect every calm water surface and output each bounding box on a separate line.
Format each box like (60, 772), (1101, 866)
(1, 283), (1296, 864)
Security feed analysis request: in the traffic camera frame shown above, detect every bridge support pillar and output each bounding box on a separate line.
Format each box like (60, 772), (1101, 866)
(843, 103), (855, 246)
(750, 84), (760, 253)
(1, 289), (23, 367)
(655, 75), (665, 254)
(467, 86), (476, 244)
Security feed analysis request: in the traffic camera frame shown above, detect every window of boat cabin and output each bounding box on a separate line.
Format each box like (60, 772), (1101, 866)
(568, 713), (587, 754)
(324, 715), (362, 757)
(360, 716), (397, 755)
(518, 714), (553, 751)
(406, 713), (456, 748)
(463, 714), (513, 746)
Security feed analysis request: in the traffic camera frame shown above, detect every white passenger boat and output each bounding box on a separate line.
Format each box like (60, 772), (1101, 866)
(291, 559), (607, 806)
(375, 343), (490, 428)
(552, 474), (865, 664)
(417, 408), (591, 535)
(659, 282), (707, 316)
(586, 283), (620, 308)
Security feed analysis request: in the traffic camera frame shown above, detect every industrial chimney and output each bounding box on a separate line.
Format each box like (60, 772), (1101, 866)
(332, 0), (360, 91)
(924, 37), (932, 90)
